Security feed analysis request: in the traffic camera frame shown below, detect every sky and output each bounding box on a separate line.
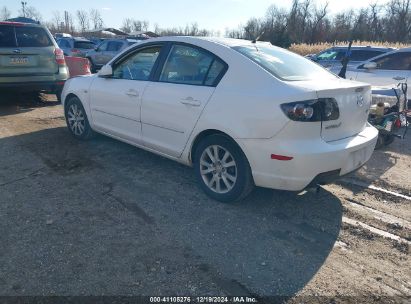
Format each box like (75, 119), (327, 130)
(3, 0), (392, 34)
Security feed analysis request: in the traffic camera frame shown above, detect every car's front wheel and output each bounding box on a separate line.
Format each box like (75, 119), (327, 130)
(64, 96), (94, 140)
(194, 134), (254, 203)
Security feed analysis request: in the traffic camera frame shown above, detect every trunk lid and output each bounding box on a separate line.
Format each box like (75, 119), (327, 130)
(0, 46), (59, 76)
(290, 79), (371, 142)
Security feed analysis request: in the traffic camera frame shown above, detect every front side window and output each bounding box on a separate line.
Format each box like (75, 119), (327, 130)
(371, 52), (411, 70)
(234, 45), (337, 81)
(15, 26), (52, 47)
(350, 50), (384, 61)
(112, 46), (161, 81)
(107, 41), (123, 52)
(160, 44), (224, 86)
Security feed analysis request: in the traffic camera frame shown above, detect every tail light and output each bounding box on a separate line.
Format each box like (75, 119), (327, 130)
(71, 49), (81, 54)
(54, 48), (66, 66)
(281, 99), (339, 122)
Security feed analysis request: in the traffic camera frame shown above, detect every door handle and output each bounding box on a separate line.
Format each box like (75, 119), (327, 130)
(125, 89), (139, 97)
(393, 76), (406, 81)
(180, 97), (201, 106)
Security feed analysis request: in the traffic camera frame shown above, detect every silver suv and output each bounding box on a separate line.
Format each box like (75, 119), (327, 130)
(86, 38), (142, 72)
(0, 21), (69, 101)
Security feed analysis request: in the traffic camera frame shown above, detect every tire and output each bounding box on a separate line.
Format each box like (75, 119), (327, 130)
(375, 134), (385, 150)
(55, 88), (62, 103)
(64, 96), (94, 140)
(383, 134), (395, 146)
(194, 134), (254, 203)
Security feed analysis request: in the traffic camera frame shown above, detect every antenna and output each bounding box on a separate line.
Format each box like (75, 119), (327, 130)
(21, 1), (27, 18)
(252, 30), (265, 44)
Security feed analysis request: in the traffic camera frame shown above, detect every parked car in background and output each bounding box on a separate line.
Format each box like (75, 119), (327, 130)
(62, 37), (378, 202)
(57, 37), (95, 57)
(309, 46), (395, 72)
(0, 21), (68, 101)
(344, 48), (411, 86)
(65, 56), (91, 77)
(55, 33), (72, 39)
(85, 38), (141, 72)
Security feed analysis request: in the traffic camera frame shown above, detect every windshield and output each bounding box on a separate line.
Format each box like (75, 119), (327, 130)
(233, 45), (337, 81)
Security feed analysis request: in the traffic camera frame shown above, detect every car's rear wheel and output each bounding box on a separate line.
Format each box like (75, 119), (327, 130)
(64, 97), (94, 140)
(194, 134), (254, 203)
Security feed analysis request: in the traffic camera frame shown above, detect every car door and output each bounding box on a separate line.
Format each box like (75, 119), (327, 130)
(354, 52), (411, 86)
(141, 43), (227, 158)
(89, 45), (163, 143)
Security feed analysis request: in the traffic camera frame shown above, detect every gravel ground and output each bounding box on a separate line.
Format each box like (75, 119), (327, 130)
(0, 93), (409, 303)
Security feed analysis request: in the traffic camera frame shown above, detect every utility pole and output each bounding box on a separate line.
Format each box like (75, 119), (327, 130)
(21, 1), (27, 17)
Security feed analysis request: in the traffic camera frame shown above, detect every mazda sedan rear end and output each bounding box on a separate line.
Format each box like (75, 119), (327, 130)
(61, 37), (378, 202)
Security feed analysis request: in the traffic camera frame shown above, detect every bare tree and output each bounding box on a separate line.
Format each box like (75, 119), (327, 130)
(121, 18), (133, 33)
(52, 11), (63, 31)
(0, 6), (11, 21)
(309, 1), (329, 42)
(76, 10), (89, 33)
(89, 9), (104, 30)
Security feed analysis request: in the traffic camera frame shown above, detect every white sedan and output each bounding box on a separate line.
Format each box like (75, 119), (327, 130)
(62, 37), (378, 202)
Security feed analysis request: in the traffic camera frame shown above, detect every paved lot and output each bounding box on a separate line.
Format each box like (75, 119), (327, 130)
(0, 93), (410, 302)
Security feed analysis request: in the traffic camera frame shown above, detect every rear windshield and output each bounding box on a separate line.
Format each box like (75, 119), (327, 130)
(74, 41), (95, 49)
(0, 25), (52, 47)
(233, 45), (337, 81)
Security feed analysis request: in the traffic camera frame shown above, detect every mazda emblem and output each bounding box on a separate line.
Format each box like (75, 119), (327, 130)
(357, 95), (364, 107)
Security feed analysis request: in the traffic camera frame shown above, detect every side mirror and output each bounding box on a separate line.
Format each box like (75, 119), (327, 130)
(98, 65), (113, 77)
(363, 62), (377, 70)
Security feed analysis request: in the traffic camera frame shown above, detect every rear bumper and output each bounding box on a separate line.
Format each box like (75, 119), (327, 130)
(0, 80), (66, 92)
(237, 123), (379, 191)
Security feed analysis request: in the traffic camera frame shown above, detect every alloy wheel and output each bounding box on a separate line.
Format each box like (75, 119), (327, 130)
(200, 145), (237, 194)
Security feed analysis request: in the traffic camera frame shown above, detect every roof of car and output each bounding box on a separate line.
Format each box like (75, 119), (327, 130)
(146, 36), (269, 48)
(60, 37), (94, 42)
(0, 21), (43, 27)
(331, 45), (395, 51)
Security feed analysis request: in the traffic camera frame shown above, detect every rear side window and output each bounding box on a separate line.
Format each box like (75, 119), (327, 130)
(316, 50), (345, 61)
(160, 44), (226, 86)
(15, 26), (52, 47)
(0, 25), (16, 47)
(74, 41), (95, 49)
